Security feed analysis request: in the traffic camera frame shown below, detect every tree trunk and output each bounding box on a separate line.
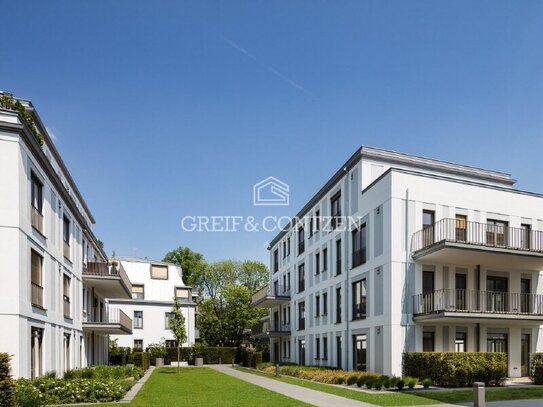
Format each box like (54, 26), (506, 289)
(177, 343), (180, 373)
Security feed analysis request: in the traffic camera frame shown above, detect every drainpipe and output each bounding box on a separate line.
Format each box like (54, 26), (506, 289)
(344, 170), (350, 370)
(476, 265), (481, 352)
(405, 188), (410, 351)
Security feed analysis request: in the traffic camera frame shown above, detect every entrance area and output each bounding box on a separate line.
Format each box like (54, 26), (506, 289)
(521, 334), (530, 377)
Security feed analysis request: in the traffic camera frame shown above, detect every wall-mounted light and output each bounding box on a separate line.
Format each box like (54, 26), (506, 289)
(377, 327), (381, 334)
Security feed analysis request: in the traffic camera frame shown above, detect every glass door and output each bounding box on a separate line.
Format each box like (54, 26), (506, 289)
(353, 334), (367, 371)
(423, 271), (435, 313)
(487, 277), (508, 312)
(422, 210), (435, 246)
(521, 334), (530, 377)
(455, 274), (467, 311)
(487, 333), (508, 353)
(521, 279), (531, 314)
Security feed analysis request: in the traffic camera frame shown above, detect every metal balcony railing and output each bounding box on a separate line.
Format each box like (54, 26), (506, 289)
(251, 284), (291, 304)
(84, 306), (133, 331)
(253, 321), (291, 335)
(412, 218), (543, 253)
(84, 261), (132, 293)
(413, 289), (543, 316)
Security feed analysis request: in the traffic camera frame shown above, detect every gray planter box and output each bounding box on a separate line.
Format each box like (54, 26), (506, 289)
(194, 357), (204, 366)
(155, 358), (164, 367)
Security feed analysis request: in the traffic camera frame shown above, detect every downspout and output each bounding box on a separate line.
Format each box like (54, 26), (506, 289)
(344, 168), (350, 370)
(405, 188), (410, 351)
(476, 265), (481, 352)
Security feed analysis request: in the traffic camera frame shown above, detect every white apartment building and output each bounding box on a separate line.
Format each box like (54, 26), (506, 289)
(0, 94), (133, 378)
(253, 146), (543, 378)
(110, 257), (196, 351)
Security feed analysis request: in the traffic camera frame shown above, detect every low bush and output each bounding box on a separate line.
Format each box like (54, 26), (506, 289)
(346, 374), (358, 386)
(0, 353), (15, 407)
(403, 352), (507, 387)
(356, 376), (366, 388)
(365, 377), (375, 389)
(64, 366), (144, 380)
(373, 378), (384, 390)
(388, 376), (400, 388)
(396, 379), (404, 390)
(406, 377), (418, 389)
(133, 352), (150, 371)
(336, 376), (345, 384)
(530, 353), (543, 384)
(422, 378), (432, 388)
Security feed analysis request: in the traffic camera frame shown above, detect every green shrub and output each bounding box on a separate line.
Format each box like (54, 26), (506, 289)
(406, 377), (418, 389)
(133, 352), (150, 370)
(336, 376), (345, 384)
(346, 375), (358, 386)
(530, 353), (543, 384)
(0, 353), (15, 407)
(373, 378), (384, 390)
(403, 352), (507, 387)
(365, 377), (375, 388)
(396, 379), (404, 390)
(388, 376), (399, 388)
(356, 376), (366, 387)
(422, 378), (432, 388)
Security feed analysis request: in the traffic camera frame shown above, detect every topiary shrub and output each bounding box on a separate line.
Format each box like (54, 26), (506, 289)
(346, 375), (358, 386)
(422, 378), (432, 388)
(396, 379), (404, 390)
(403, 352), (507, 387)
(0, 353), (15, 407)
(356, 376), (366, 388)
(406, 377), (418, 389)
(365, 377), (375, 389)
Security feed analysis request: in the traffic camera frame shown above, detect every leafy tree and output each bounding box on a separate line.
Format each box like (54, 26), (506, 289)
(163, 246), (206, 287)
(168, 297), (187, 371)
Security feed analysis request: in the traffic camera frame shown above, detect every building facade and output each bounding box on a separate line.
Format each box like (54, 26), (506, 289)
(110, 257), (197, 350)
(254, 146), (543, 377)
(0, 94), (132, 378)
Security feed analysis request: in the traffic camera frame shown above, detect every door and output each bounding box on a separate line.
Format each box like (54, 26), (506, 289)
(455, 274), (467, 311)
(521, 334), (530, 377)
(423, 271), (435, 313)
(336, 336), (342, 369)
(487, 220), (508, 247)
(487, 277), (508, 312)
(521, 279), (531, 314)
(353, 334), (367, 371)
(422, 210), (435, 246)
(456, 214), (467, 242)
(298, 340), (305, 365)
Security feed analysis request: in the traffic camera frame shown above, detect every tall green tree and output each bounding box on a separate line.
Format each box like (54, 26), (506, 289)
(163, 246), (206, 287)
(169, 297), (187, 371)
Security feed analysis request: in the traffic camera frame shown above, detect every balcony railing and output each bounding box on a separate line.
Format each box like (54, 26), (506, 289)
(31, 282), (43, 307)
(251, 284), (291, 304)
(84, 306), (133, 331)
(412, 218), (543, 253)
(84, 261), (132, 293)
(31, 206), (43, 233)
(413, 289), (543, 316)
(253, 321), (291, 336)
(63, 297), (71, 318)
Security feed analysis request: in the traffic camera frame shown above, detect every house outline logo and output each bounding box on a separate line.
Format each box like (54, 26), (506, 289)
(253, 176), (290, 206)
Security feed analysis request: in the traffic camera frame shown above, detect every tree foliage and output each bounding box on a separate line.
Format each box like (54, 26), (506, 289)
(163, 246), (206, 287)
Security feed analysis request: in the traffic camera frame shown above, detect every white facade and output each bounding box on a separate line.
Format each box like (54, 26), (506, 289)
(110, 257), (196, 350)
(0, 95), (132, 378)
(258, 146), (543, 378)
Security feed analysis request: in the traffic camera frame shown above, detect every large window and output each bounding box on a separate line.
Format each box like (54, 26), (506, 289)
(63, 216), (70, 260)
(353, 334), (367, 371)
(322, 337), (328, 360)
(31, 249), (43, 307)
(298, 227), (305, 255)
(31, 173), (44, 233)
(352, 279), (367, 320)
(63, 274), (71, 318)
(422, 210), (435, 246)
(487, 219), (508, 247)
(132, 284), (145, 300)
(423, 331), (435, 352)
(286, 237), (291, 256)
(273, 249), (279, 273)
(331, 193), (341, 229)
(322, 248), (328, 271)
(315, 295), (320, 317)
(298, 263), (305, 293)
(31, 327), (43, 378)
(323, 292), (328, 315)
(134, 311), (143, 329)
(165, 312), (175, 329)
(352, 223), (367, 267)
(151, 264), (168, 280)
(336, 239), (342, 275)
(336, 287), (342, 323)
(298, 301), (305, 330)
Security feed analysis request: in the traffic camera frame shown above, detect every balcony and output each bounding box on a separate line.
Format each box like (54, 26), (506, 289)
(411, 218), (543, 270)
(83, 306), (132, 334)
(252, 284), (291, 308)
(253, 320), (291, 338)
(413, 289), (543, 322)
(82, 261), (132, 299)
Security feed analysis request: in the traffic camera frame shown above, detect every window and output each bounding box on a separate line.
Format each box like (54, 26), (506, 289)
(315, 252), (320, 275)
(134, 339), (143, 350)
(298, 263), (305, 293)
(31, 249), (43, 307)
(151, 264), (168, 280)
(315, 295), (320, 317)
(352, 279), (367, 320)
(273, 249), (279, 273)
(132, 284), (145, 300)
(31, 173), (43, 233)
(353, 334), (367, 371)
(287, 272), (291, 291)
(175, 287), (190, 300)
(287, 237), (291, 256)
(63, 274), (71, 318)
(315, 337), (320, 359)
(521, 224), (531, 250)
(165, 340), (177, 348)
(486, 219), (508, 247)
(422, 210), (435, 246)
(298, 339), (306, 365)
(309, 217), (314, 238)
(133, 311), (143, 329)
(63, 216), (70, 259)
(331, 193), (341, 229)
(352, 223), (367, 267)
(423, 332), (435, 352)
(336, 287), (342, 323)
(31, 327), (43, 378)
(165, 312), (174, 329)
(322, 248), (328, 271)
(298, 227), (305, 255)
(336, 239), (342, 275)
(282, 241), (286, 259)
(455, 332), (467, 352)
(298, 301), (305, 330)
(455, 214), (467, 242)
(323, 337), (328, 360)
(323, 292), (328, 315)
(315, 210), (320, 233)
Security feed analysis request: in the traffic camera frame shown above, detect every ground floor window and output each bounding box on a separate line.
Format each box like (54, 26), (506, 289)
(455, 332), (467, 352)
(165, 340), (177, 348)
(336, 336), (342, 369)
(322, 337), (328, 360)
(315, 338), (320, 359)
(134, 339), (143, 350)
(353, 334), (367, 371)
(487, 333), (507, 353)
(31, 327), (43, 378)
(423, 331), (434, 352)
(298, 340), (306, 365)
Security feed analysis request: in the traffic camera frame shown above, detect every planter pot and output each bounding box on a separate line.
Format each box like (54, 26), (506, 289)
(155, 358), (164, 367)
(194, 357), (204, 366)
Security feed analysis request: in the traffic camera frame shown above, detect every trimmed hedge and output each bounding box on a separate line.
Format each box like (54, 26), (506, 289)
(241, 349), (262, 368)
(530, 353), (543, 384)
(109, 346), (133, 366)
(0, 353), (15, 407)
(133, 352), (150, 371)
(403, 352), (507, 387)
(165, 346), (239, 365)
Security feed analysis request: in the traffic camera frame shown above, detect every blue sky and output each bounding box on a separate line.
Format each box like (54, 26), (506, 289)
(2, 1), (543, 265)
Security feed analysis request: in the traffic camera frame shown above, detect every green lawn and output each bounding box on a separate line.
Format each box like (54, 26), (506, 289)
(412, 387), (543, 404)
(235, 367), (441, 406)
(96, 367), (310, 407)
